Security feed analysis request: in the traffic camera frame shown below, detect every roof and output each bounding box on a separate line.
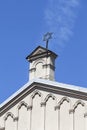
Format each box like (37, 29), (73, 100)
(26, 46), (58, 62)
(0, 79), (87, 111)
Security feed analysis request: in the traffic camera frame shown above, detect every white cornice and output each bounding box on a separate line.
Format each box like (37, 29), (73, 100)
(0, 79), (87, 109)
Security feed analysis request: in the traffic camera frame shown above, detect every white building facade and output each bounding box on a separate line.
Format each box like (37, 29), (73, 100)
(0, 46), (87, 130)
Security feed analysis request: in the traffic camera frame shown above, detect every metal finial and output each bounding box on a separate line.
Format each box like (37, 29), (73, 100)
(43, 32), (53, 50)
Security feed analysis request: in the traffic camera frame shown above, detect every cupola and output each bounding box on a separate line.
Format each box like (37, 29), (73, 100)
(26, 46), (57, 81)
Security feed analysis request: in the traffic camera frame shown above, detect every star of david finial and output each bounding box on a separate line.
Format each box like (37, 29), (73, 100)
(43, 32), (53, 50)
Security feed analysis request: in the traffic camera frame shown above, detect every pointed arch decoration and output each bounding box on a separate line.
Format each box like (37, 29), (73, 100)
(29, 90), (43, 130)
(41, 93), (56, 107)
(44, 93), (56, 103)
(31, 89), (42, 99)
(30, 89), (42, 108)
(58, 97), (70, 106)
(4, 112), (16, 121)
(55, 97), (71, 110)
(42, 93), (58, 130)
(17, 101), (30, 130)
(18, 101), (29, 110)
(73, 100), (85, 111)
(72, 100), (86, 130)
(57, 97), (71, 130)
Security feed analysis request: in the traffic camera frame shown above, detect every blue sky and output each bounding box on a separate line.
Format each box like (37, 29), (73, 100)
(0, 0), (87, 103)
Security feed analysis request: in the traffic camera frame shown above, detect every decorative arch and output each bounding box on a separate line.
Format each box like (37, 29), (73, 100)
(58, 97), (71, 107)
(31, 90), (42, 99)
(43, 94), (58, 130)
(30, 90), (42, 107)
(72, 100), (85, 111)
(4, 112), (15, 121)
(44, 93), (56, 103)
(32, 59), (46, 68)
(55, 97), (71, 110)
(18, 101), (29, 110)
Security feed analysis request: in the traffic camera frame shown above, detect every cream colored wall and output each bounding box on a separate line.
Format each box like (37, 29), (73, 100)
(29, 56), (55, 81)
(0, 89), (87, 130)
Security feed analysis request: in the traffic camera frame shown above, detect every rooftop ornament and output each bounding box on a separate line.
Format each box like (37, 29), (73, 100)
(43, 32), (53, 50)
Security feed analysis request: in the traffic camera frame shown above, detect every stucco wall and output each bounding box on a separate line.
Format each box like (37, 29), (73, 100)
(0, 89), (87, 130)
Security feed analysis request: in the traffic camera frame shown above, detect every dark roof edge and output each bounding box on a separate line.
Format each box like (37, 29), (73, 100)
(0, 79), (87, 115)
(26, 46), (58, 60)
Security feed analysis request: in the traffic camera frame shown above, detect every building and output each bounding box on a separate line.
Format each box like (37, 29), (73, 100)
(0, 45), (87, 130)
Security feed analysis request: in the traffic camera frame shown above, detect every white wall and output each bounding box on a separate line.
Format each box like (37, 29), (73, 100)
(0, 89), (87, 130)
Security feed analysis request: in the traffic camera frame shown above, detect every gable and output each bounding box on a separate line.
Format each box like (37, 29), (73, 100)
(0, 79), (87, 115)
(0, 79), (87, 130)
(30, 46), (46, 56)
(26, 46), (57, 62)
(26, 46), (47, 59)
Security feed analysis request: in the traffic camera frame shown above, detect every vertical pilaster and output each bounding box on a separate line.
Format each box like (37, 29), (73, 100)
(69, 109), (75, 130)
(14, 117), (18, 130)
(28, 105), (33, 130)
(84, 112), (87, 130)
(55, 106), (60, 130)
(41, 102), (46, 130)
(3, 120), (6, 130)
